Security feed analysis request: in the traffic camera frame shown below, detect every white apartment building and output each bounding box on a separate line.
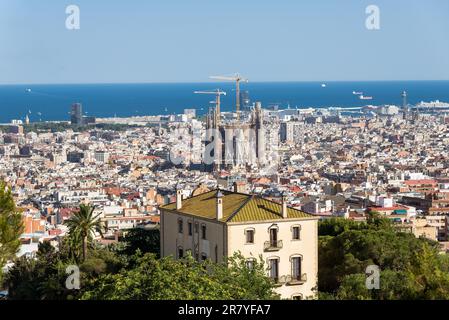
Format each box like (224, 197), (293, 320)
(280, 121), (303, 143)
(160, 188), (319, 300)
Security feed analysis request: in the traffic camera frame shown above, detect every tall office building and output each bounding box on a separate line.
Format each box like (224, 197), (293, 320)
(71, 103), (83, 125)
(240, 90), (251, 111)
(401, 91), (408, 121)
(280, 120), (308, 144)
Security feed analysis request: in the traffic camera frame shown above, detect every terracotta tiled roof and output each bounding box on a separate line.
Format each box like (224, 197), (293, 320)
(405, 179), (437, 186)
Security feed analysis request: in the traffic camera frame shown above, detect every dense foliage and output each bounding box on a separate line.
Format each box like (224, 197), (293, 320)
(64, 204), (103, 262)
(0, 181), (23, 284)
(318, 214), (449, 299)
(81, 252), (278, 300)
(4, 223), (278, 300)
(119, 227), (160, 258)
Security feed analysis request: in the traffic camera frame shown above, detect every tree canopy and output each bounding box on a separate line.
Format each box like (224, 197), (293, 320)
(318, 216), (449, 299)
(0, 181), (23, 284)
(5, 229), (278, 300)
(81, 252), (278, 300)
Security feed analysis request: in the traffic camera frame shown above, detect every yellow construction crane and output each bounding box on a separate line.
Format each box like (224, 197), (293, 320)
(210, 73), (248, 121)
(194, 89), (226, 125)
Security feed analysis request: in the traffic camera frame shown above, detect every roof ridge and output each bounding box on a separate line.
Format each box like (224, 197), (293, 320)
(225, 193), (254, 223)
(160, 189), (216, 209)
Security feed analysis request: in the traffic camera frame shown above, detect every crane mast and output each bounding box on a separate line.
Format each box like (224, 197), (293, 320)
(210, 73), (248, 122)
(194, 89), (226, 126)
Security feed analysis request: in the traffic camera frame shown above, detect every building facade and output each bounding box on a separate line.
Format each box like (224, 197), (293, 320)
(71, 103), (83, 125)
(160, 188), (319, 299)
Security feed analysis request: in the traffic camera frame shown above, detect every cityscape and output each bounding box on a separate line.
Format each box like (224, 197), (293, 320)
(1, 0), (449, 311)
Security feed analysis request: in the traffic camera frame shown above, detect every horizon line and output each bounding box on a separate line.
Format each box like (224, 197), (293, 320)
(1, 79), (449, 86)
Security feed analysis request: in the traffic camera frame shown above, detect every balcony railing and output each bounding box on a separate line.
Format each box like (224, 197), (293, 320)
(264, 240), (283, 251)
(286, 273), (307, 285)
(273, 274), (307, 286)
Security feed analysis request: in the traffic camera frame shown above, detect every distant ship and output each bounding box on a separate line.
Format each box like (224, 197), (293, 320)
(359, 95), (373, 100)
(353, 91), (363, 95)
(25, 88), (32, 92)
(321, 83), (327, 88)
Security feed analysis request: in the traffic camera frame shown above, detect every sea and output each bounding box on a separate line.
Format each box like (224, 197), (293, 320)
(0, 81), (449, 123)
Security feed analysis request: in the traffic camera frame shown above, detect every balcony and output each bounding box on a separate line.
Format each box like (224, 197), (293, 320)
(264, 240), (283, 251)
(285, 273), (307, 285)
(273, 274), (307, 286)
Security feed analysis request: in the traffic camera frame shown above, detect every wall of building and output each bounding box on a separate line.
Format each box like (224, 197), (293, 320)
(160, 209), (226, 263)
(160, 209), (319, 299)
(227, 218), (318, 299)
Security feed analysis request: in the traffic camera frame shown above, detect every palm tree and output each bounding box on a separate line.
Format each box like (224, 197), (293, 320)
(65, 204), (103, 261)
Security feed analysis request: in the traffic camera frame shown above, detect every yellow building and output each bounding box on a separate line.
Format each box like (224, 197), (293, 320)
(160, 189), (319, 300)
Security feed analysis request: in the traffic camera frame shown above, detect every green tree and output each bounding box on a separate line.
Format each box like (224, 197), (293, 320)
(318, 217), (448, 299)
(81, 252), (278, 300)
(5, 242), (72, 300)
(0, 181), (23, 284)
(65, 204), (103, 261)
(120, 227), (160, 258)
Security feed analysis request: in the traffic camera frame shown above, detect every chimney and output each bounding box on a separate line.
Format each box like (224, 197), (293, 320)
(216, 190), (223, 220)
(282, 193), (288, 218)
(233, 181), (246, 193)
(176, 189), (183, 210)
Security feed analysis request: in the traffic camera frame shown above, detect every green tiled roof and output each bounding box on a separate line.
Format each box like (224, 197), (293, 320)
(161, 190), (314, 223)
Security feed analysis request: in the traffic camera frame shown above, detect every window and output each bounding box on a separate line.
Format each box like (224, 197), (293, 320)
(177, 247), (184, 259)
(245, 229), (255, 244)
(178, 218), (183, 234)
(292, 294), (303, 300)
(292, 225), (301, 240)
(291, 256), (302, 281)
(269, 227), (278, 246)
(201, 253), (207, 261)
(246, 258), (255, 270)
(269, 258), (279, 282)
(201, 224), (207, 240)
(188, 222), (193, 236)
(195, 222), (199, 233)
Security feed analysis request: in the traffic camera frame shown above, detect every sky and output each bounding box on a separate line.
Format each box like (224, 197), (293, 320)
(0, 0), (449, 84)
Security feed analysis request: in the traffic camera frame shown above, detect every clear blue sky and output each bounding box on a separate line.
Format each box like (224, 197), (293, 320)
(1, 0), (448, 84)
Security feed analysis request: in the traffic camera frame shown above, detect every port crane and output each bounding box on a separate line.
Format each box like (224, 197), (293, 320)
(194, 89), (226, 125)
(209, 73), (248, 121)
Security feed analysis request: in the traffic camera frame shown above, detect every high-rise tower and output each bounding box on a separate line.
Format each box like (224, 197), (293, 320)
(71, 103), (83, 125)
(401, 91), (408, 120)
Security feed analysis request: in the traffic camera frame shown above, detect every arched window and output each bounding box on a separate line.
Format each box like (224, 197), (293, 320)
(292, 293), (303, 300)
(267, 256), (280, 283)
(290, 254), (303, 281)
(201, 252), (207, 261)
(291, 224), (301, 240)
(177, 246), (184, 259)
(268, 224), (279, 246)
(201, 223), (207, 240)
(187, 220), (193, 236)
(246, 257), (256, 270)
(244, 227), (255, 244)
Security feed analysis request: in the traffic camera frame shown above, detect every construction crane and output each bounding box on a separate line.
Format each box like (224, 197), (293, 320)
(210, 73), (248, 121)
(194, 89), (226, 126)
